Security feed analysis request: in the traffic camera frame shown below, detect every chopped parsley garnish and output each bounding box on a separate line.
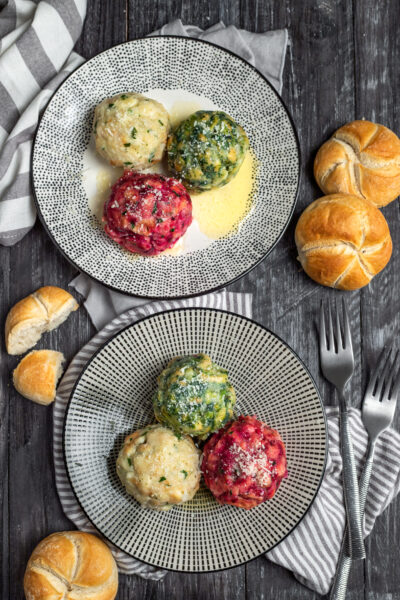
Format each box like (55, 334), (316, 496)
(124, 142), (131, 147)
(158, 119), (164, 126)
(170, 227), (175, 232)
(148, 151), (155, 162)
(124, 161), (132, 165)
(120, 94), (128, 99)
(93, 120), (98, 133)
(174, 432), (182, 440)
(127, 458), (132, 466)
(152, 201), (157, 214)
(181, 470), (188, 479)
(157, 218), (163, 223)
(159, 476), (166, 482)
(130, 127), (137, 139)
(108, 103), (114, 108)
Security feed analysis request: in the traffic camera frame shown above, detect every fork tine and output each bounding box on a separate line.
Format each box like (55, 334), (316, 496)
(383, 350), (400, 400)
(387, 352), (400, 400)
(365, 346), (392, 397)
(327, 300), (335, 352)
(335, 300), (343, 349)
(319, 301), (327, 350)
(374, 348), (393, 400)
(342, 297), (352, 351)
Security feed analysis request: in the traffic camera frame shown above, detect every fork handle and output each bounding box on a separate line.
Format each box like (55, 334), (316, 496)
(339, 408), (365, 560)
(330, 443), (375, 599)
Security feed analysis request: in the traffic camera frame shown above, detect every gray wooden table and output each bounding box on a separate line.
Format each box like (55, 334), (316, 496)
(1, 1), (400, 598)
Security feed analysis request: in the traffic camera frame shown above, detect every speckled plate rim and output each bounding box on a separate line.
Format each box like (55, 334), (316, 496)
(62, 307), (328, 573)
(32, 35), (301, 300)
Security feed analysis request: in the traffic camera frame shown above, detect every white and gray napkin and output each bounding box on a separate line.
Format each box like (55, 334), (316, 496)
(0, 0), (86, 245)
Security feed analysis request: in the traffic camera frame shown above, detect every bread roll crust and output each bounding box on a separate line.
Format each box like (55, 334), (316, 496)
(5, 286), (78, 355)
(295, 194), (392, 290)
(13, 350), (65, 405)
(314, 120), (400, 207)
(24, 531), (118, 600)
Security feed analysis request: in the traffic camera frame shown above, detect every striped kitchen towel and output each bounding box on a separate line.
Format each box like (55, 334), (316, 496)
(0, 0), (86, 245)
(53, 289), (400, 593)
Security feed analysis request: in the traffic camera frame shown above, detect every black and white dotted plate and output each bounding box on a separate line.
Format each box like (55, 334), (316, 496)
(32, 36), (299, 298)
(64, 309), (327, 572)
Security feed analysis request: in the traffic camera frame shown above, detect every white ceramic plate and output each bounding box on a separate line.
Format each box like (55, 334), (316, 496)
(32, 36), (299, 298)
(64, 308), (327, 572)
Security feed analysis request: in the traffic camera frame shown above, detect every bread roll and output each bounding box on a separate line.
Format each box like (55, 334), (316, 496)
(314, 120), (400, 207)
(13, 350), (65, 405)
(295, 194), (392, 290)
(5, 286), (78, 355)
(24, 531), (118, 600)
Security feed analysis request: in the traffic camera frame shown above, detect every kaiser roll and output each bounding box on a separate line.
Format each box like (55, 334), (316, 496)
(24, 531), (118, 600)
(295, 193), (392, 290)
(314, 120), (400, 207)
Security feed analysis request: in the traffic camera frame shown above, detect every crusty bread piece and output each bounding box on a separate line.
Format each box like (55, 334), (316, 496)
(5, 286), (78, 355)
(295, 193), (392, 290)
(24, 531), (118, 600)
(13, 350), (65, 405)
(314, 120), (400, 207)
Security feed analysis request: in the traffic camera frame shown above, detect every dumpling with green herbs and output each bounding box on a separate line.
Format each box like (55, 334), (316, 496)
(153, 354), (236, 439)
(116, 424), (201, 511)
(167, 110), (249, 191)
(93, 93), (169, 169)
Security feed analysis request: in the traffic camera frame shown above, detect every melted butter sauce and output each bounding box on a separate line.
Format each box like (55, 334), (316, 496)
(85, 92), (256, 256)
(191, 150), (255, 239)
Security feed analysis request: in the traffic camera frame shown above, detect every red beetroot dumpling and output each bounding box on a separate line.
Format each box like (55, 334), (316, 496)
(202, 415), (288, 509)
(103, 171), (192, 256)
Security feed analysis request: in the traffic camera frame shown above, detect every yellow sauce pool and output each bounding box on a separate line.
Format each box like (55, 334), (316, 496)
(191, 150), (255, 239)
(169, 100), (202, 128)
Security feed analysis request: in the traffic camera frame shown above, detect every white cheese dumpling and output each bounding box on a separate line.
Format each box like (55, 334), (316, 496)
(93, 93), (170, 169)
(116, 424), (201, 510)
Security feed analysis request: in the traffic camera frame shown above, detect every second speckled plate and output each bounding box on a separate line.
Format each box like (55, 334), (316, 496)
(32, 36), (299, 298)
(64, 308), (327, 572)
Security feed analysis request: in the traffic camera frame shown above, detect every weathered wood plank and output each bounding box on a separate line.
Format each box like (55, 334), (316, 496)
(127, 0), (240, 39)
(353, 1), (400, 599)
(0, 245), (10, 600)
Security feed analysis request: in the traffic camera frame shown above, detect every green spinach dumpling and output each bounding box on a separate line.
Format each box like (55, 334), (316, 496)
(167, 111), (249, 191)
(153, 354), (236, 439)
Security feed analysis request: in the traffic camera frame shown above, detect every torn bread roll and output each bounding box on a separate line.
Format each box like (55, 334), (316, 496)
(295, 193), (392, 290)
(13, 350), (65, 405)
(314, 120), (400, 207)
(5, 286), (78, 355)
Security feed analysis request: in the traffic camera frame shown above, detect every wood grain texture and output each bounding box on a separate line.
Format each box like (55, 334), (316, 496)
(1, 0), (400, 599)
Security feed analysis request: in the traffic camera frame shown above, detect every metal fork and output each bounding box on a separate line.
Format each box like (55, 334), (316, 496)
(330, 347), (400, 599)
(319, 298), (365, 560)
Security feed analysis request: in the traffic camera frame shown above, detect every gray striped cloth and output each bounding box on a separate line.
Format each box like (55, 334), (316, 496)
(0, 0), (86, 245)
(54, 290), (400, 594)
